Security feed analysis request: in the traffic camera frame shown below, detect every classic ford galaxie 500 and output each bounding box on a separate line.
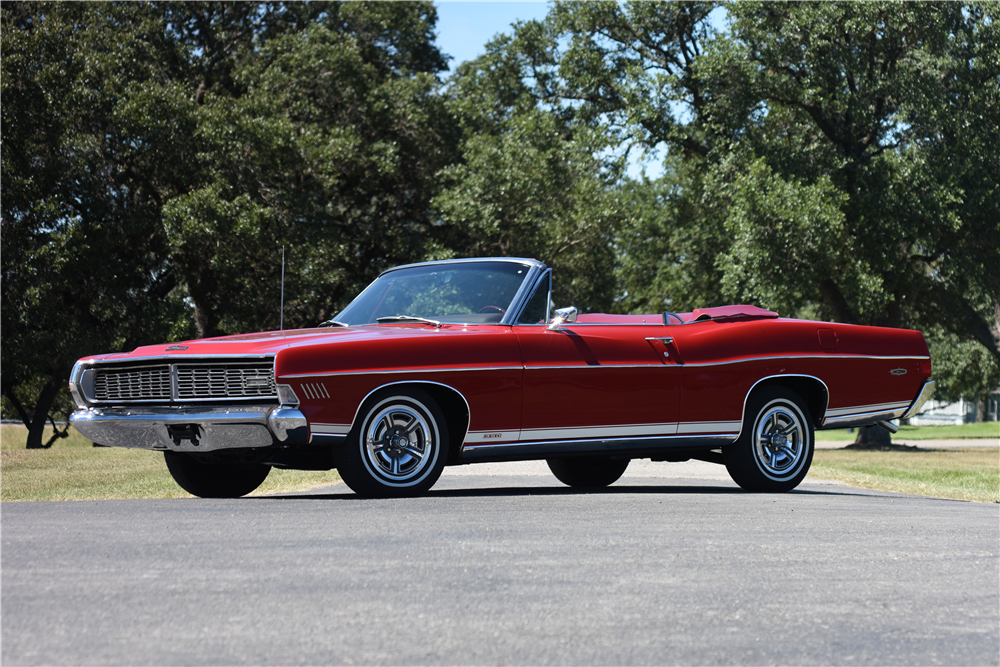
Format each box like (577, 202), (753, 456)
(70, 258), (935, 498)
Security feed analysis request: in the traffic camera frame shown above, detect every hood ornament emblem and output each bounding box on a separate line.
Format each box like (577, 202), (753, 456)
(890, 367), (907, 376)
(166, 345), (189, 351)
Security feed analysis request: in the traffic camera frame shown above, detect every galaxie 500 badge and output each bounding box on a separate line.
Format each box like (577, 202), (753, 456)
(165, 345), (188, 351)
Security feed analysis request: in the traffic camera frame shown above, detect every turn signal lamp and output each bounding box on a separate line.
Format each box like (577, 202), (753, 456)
(277, 384), (300, 407)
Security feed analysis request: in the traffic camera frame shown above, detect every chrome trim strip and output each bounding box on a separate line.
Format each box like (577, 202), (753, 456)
(78, 353), (277, 365)
(825, 401), (911, 417)
(524, 364), (673, 370)
(281, 366), (522, 379)
(68, 361), (87, 407)
(510, 268), (551, 325)
(685, 354), (929, 368)
(380, 257), (546, 275)
(309, 433), (348, 445)
(519, 423), (679, 441)
(461, 434), (738, 461)
(738, 374), (831, 441)
(310, 423), (352, 435)
(348, 380), (473, 448)
(502, 264), (548, 326)
(677, 421), (742, 434)
(284, 356), (927, 380)
(820, 408), (909, 429)
(901, 380), (936, 419)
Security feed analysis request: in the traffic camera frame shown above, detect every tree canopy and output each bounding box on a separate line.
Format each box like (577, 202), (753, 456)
(2, 1), (997, 446)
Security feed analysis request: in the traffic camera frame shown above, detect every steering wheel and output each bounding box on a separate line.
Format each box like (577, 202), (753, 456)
(478, 305), (506, 314)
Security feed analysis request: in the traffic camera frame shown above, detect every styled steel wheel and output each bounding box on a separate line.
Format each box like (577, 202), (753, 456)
(163, 451), (271, 498)
(547, 456), (630, 488)
(724, 388), (814, 492)
(364, 402), (435, 484)
(338, 389), (448, 498)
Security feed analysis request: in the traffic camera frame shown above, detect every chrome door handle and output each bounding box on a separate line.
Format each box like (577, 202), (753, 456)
(645, 336), (676, 359)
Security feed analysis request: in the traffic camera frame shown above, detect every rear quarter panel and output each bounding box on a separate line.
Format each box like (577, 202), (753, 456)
(673, 318), (930, 427)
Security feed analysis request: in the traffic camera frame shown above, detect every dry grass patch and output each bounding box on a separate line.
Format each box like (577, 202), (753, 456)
(1, 424), (340, 501)
(810, 447), (999, 503)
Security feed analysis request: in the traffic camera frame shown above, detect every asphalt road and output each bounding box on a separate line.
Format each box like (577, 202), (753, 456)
(3, 461), (998, 666)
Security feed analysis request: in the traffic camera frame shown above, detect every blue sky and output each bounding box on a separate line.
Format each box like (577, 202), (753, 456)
(432, 1), (680, 179)
(434, 1), (552, 74)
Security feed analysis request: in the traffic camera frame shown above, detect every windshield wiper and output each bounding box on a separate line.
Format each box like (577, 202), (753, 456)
(318, 320), (349, 328)
(376, 315), (442, 328)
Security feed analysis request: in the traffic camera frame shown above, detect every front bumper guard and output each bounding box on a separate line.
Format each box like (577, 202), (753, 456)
(70, 405), (308, 452)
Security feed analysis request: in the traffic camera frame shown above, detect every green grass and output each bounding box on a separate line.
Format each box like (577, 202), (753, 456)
(809, 447), (999, 503)
(817, 422), (1000, 441)
(4, 424), (998, 504)
(1, 424), (341, 502)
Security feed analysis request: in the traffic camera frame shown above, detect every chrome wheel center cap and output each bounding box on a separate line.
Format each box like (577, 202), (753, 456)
(387, 434), (409, 455)
(771, 433), (788, 448)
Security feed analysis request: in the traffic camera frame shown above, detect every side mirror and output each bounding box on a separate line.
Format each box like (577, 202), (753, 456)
(547, 306), (578, 331)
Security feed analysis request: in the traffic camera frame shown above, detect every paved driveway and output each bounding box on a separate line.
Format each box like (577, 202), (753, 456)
(3, 461), (998, 666)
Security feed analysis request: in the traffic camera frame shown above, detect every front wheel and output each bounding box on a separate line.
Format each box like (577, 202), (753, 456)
(547, 457), (630, 488)
(724, 387), (814, 492)
(164, 451), (271, 498)
(337, 389), (447, 498)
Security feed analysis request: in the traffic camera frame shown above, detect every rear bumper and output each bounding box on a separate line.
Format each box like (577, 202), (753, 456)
(820, 380), (936, 429)
(70, 405), (308, 452)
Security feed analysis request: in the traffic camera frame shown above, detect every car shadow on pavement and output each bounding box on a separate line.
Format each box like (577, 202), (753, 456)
(260, 483), (890, 501)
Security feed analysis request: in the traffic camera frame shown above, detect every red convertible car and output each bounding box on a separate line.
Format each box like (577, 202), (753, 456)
(69, 258), (934, 498)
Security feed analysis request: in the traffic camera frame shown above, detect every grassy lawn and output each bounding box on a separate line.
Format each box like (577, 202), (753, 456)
(3, 423), (998, 503)
(1, 424), (341, 502)
(817, 422), (1000, 441)
(809, 447), (999, 503)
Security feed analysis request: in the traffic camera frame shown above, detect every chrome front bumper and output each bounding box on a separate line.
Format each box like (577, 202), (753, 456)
(70, 405), (309, 452)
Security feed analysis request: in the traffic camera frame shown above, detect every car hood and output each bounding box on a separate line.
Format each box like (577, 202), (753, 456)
(78, 325), (495, 362)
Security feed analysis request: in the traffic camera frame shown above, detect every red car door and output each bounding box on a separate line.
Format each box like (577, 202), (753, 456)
(513, 322), (681, 447)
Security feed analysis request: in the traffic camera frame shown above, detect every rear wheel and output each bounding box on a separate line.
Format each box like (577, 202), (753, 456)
(724, 387), (814, 492)
(547, 457), (630, 488)
(337, 389), (447, 498)
(164, 451), (271, 498)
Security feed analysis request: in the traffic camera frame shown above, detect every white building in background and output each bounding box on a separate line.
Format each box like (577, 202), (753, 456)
(908, 391), (999, 425)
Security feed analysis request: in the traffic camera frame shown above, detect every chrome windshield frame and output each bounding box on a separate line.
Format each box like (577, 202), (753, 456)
(337, 257), (547, 327)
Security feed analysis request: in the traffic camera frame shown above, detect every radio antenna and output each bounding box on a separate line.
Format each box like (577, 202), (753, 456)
(280, 245), (285, 331)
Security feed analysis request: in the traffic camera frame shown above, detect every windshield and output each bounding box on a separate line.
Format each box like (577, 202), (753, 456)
(334, 261), (533, 326)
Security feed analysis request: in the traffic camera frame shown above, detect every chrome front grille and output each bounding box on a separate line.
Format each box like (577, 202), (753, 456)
(94, 365), (171, 401)
(176, 364), (276, 399)
(91, 360), (275, 403)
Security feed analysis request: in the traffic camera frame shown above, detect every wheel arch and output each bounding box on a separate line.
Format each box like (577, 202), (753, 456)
(738, 375), (829, 438)
(350, 381), (470, 465)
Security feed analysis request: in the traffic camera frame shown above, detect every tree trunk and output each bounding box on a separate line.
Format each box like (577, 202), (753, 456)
(25, 377), (60, 449)
(852, 424), (892, 448)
